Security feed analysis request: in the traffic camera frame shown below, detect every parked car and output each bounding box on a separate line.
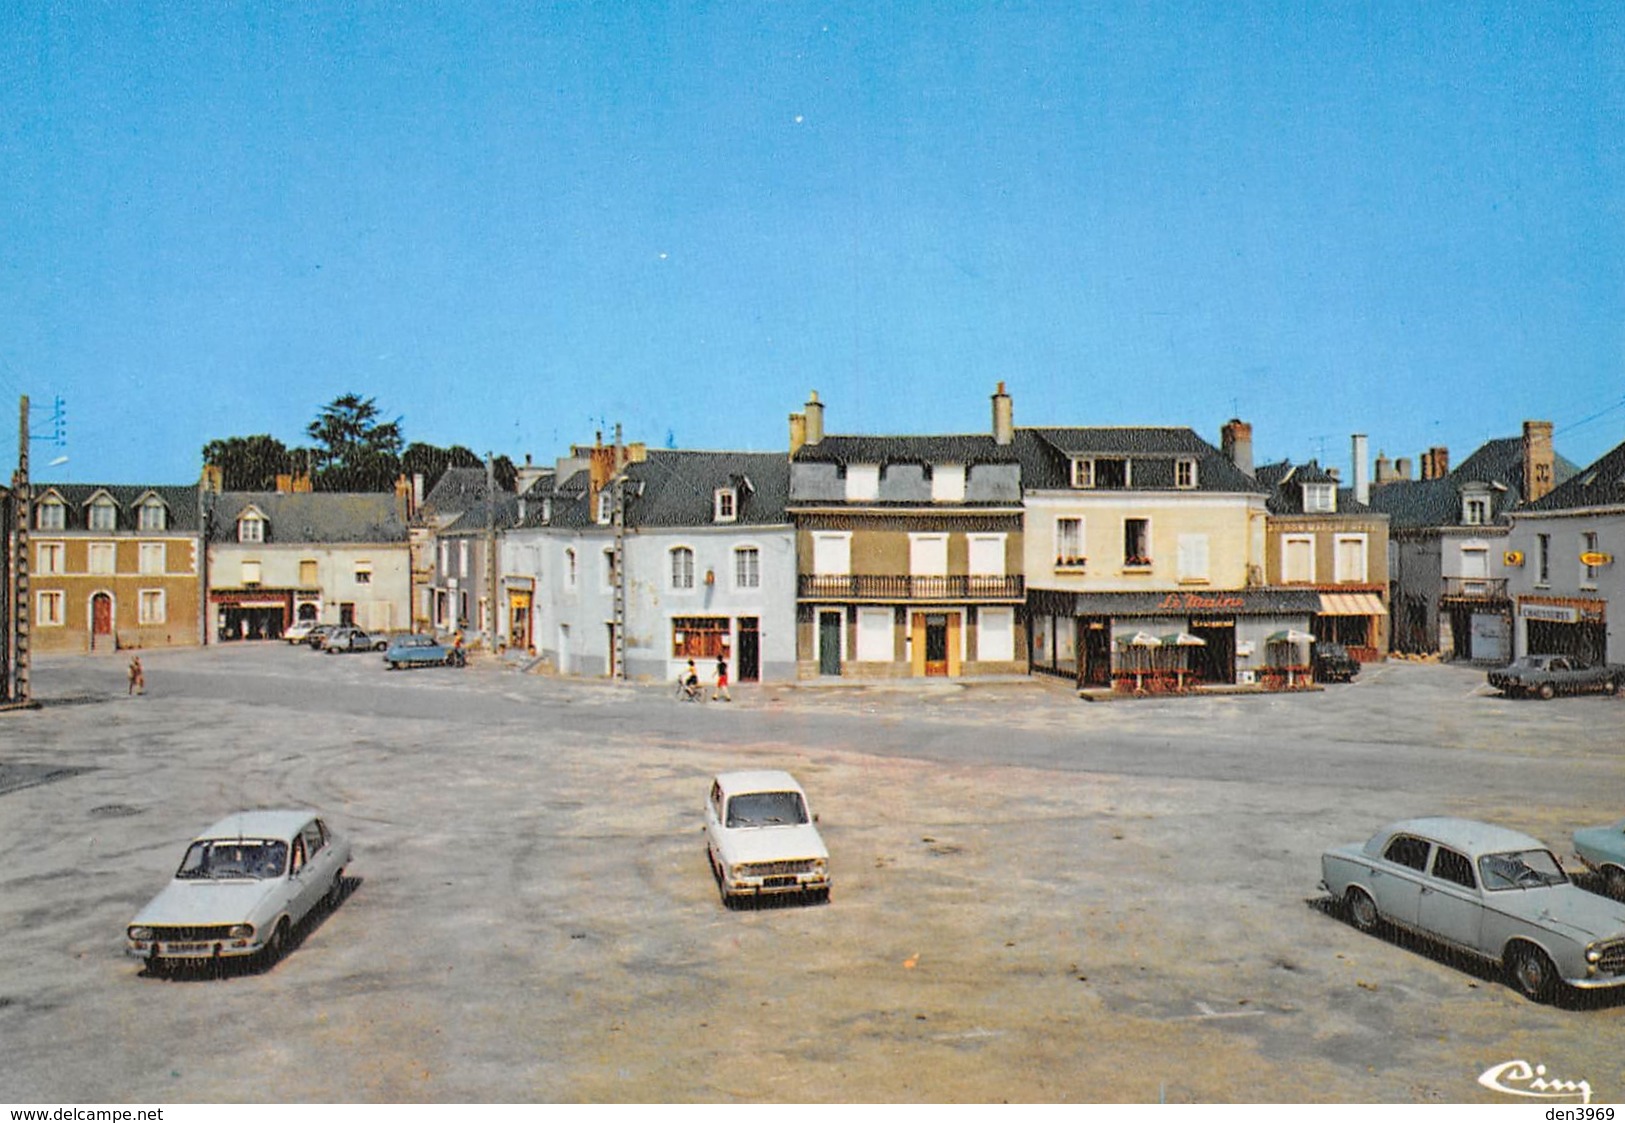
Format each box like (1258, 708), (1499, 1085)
(1487, 654), (1623, 699)
(383, 633), (465, 669)
(705, 770), (830, 907)
(1312, 641), (1360, 684)
(1574, 818), (1625, 900)
(1321, 816), (1625, 1001)
(126, 810), (350, 972)
(324, 626), (388, 653)
(302, 623), (340, 649)
(283, 620), (322, 644)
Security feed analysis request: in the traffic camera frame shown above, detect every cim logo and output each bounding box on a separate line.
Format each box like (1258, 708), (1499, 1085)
(1478, 1059), (1592, 1104)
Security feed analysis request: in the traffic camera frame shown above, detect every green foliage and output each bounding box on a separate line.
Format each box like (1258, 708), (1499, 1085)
(305, 394), (404, 492)
(201, 434), (295, 491)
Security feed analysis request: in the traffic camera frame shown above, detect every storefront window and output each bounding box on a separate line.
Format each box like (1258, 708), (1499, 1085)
(672, 616), (729, 659)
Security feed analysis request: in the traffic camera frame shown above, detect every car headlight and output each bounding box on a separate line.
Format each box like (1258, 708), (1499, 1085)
(228, 924), (255, 939)
(128, 926), (153, 941)
(812, 859), (827, 874)
(730, 865), (746, 881)
(1587, 945), (1603, 964)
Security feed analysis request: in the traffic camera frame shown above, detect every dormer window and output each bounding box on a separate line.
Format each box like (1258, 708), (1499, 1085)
(1071, 458), (1128, 489)
(714, 488), (737, 522)
(237, 513), (265, 543)
(542, 498), (552, 524)
(845, 464), (880, 502)
(137, 498), (167, 530)
(36, 497), (65, 530)
(1175, 459), (1198, 489)
(931, 464), (966, 502)
(1303, 483), (1335, 513)
(88, 496), (118, 531)
(1463, 496), (1490, 526)
(597, 490), (613, 525)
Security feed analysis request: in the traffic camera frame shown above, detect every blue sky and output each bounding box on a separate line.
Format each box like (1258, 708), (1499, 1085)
(4, 3), (1623, 486)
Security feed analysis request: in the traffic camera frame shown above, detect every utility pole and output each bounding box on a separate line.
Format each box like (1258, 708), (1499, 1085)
(10, 396), (32, 706)
(612, 423), (627, 680)
(485, 451), (497, 649)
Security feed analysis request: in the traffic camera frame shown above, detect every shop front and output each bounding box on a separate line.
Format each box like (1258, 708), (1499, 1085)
(1029, 588), (1322, 689)
(1518, 597), (1607, 664)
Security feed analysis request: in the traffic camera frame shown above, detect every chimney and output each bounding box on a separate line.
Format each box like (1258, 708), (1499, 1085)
(201, 464), (223, 493)
(1420, 446), (1450, 480)
(412, 473), (425, 509)
(394, 474), (412, 516)
(1220, 419), (1254, 478)
(1523, 420), (1555, 502)
(275, 473), (293, 494)
(789, 411), (807, 457)
(1352, 434), (1370, 504)
(992, 381), (1013, 445)
(1374, 449), (1393, 485)
(1395, 456), (1412, 481)
(804, 391), (824, 446)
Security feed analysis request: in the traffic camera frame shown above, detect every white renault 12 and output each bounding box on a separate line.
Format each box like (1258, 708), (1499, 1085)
(705, 771), (830, 908)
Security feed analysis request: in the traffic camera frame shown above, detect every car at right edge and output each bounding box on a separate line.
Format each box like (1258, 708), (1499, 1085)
(1574, 818), (1625, 900)
(1321, 816), (1625, 1002)
(1487, 654), (1623, 699)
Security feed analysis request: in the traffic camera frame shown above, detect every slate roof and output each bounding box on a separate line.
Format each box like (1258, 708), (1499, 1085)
(623, 450), (790, 527)
(1014, 428), (1268, 494)
(1367, 435), (1580, 529)
(419, 467), (493, 518)
(31, 483), (202, 531)
(208, 491), (409, 544)
(1525, 438), (1625, 511)
(793, 433), (1022, 466)
(1254, 459), (1375, 515)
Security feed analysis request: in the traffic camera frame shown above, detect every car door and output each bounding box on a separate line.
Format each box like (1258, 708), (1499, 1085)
(288, 822), (329, 920)
(1418, 844), (1484, 953)
(705, 781), (726, 867)
(1371, 834), (1429, 928)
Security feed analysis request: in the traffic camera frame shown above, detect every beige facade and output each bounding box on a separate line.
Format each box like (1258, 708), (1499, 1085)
(1265, 514), (1391, 655)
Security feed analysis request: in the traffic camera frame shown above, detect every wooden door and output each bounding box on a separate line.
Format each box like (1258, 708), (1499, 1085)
(91, 593), (113, 649)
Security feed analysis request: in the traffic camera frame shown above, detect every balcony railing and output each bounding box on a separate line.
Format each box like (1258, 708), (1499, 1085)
(799, 574), (1025, 600)
(1441, 576), (1508, 600)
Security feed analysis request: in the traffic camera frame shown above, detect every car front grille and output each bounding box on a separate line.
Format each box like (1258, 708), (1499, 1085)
(742, 860), (818, 878)
(149, 925), (237, 941)
(1595, 941), (1625, 975)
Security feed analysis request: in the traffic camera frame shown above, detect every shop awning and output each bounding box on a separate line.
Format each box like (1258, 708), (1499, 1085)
(1319, 592), (1387, 616)
(1054, 588), (1325, 617)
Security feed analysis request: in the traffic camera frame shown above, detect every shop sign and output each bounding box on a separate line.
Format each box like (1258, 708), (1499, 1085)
(1157, 592), (1246, 611)
(1580, 551), (1612, 567)
(1520, 604), (1578, 624)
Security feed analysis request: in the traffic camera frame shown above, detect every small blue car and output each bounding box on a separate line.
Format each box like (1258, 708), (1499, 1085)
(383, 634), (465, 670)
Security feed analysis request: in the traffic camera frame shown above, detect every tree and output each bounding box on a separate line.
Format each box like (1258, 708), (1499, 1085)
(306, 394), (404, 492)
(201, 435), (294, 491)
(400, 442), (481, 497)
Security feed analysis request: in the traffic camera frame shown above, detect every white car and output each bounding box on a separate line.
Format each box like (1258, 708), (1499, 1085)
(126, 810), (351, 972)
(705, 771), (830, 907)
(1322, 817), (1625, 1001)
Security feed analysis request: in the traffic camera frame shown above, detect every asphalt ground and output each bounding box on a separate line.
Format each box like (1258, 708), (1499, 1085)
(2, 644), (1623, 1103)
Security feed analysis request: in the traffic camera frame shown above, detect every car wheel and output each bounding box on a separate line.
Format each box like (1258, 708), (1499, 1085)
(1538, 682), (1556, 700)
(1605, 867), (1625, 901)
(1345, 887), (1380, 933)
(375, 641), (387, 651)
(1506, 942), (1558, 1003)
(1605, 677), (1620, 696)
(262, 917), (291, 966)
(325, 868), (345, 909)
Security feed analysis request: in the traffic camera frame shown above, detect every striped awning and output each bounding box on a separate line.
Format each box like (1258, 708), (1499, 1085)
(1319, 592), (1387, 616)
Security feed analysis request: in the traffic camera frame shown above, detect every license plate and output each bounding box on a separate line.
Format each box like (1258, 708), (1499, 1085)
(762, 876), (799, 889)
(160, 942), (211, 955)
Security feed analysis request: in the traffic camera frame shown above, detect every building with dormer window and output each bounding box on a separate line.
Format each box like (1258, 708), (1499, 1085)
(1505, 436), (1625, 664)
(25, 483), (204, 653)
(1019, 417), (1315, 688)
(1368, 421), (1576, 660)
(787, 388), (1026, 680)
(206, 489), (410, 640)
(1255, 452), (1391, 661)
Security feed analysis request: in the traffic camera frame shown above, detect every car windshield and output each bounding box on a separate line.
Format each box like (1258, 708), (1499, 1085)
(727, 791), (808, 828)
(1479, 848), (1568, 891)
(175, 839), (289, 880)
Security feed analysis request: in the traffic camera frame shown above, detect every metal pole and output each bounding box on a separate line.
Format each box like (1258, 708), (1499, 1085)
(13, 396), (31, 705)
(486, 452), (497, 649)
(612, 423), (627, 680)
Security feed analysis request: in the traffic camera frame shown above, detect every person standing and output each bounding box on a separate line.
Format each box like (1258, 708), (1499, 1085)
(712, 655), (731, 702)
(127, 656), (145, 696)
